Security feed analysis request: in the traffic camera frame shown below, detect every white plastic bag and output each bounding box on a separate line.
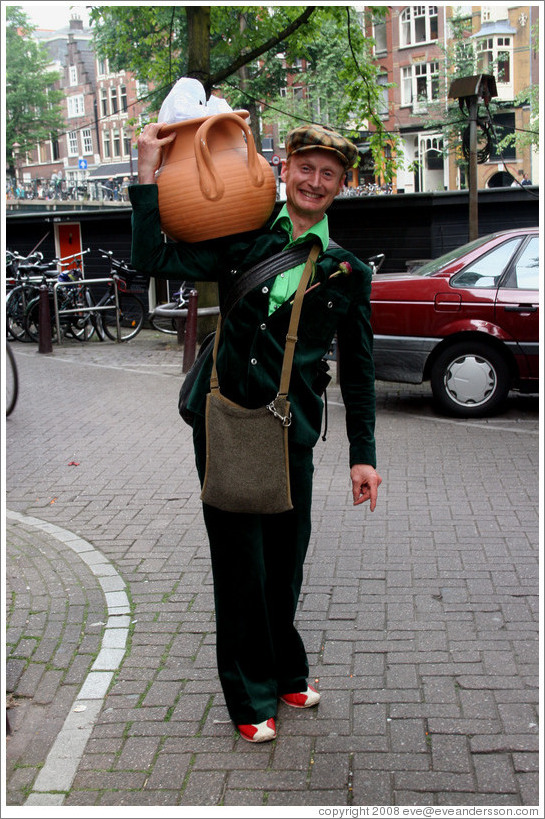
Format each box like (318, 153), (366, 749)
(205, 95), (233, 115)
(158, 78), (206, 123)
(158, 77), (233, 124)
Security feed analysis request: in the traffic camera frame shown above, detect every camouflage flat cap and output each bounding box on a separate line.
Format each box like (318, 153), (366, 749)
(285, 124), (359, 169)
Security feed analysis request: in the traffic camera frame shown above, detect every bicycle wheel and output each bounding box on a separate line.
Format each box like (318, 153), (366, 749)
(6, 343), (19, 416)
(63, 286), (96, 341)
(149, 311), (179, 334)
(6, 285), (40, 341)
(101, 292), (145, 341)
(23, 296), (59, 344)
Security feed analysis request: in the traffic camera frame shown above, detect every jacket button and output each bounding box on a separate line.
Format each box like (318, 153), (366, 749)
(261, 286), (269, 294)
(260, 323), (267, 331)
(250, 358), (258, 365)
(327, 301), (333, 308)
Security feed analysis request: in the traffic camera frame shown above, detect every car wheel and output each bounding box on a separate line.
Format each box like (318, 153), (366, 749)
(430, 341), (511, 417)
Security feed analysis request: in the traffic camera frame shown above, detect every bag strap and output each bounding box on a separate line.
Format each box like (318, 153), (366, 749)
(222, 238), (340, 320)
(277, 243), (320, 400)
(210, 243), (321, 403)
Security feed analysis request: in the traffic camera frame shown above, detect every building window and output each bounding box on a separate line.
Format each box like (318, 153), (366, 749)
(373, 19), (387, 54)
(377, 73), (389, 117)
(67, 94), (85, 118)
(103, 130), (111, 158)
(82, 128), (93, 155)
(135, 80), (148, 100)
(97, 58), (109, 76)
(110, 87), (118, 115)
(481, 7), (507, 24)
(113, 129), (121, 157)
(401, 61), (439, 108)
(120, 85), (128, 113)
(400, 6), (438, 47)
(489, 112), (516, 161)
(477, 37), (512, 84)
(69, 65), (78, 86)
(123, 130), (132, 156)
(51, 136), (60, 161)
(100, 88), (108, 117)
(67, 131), (79, 156)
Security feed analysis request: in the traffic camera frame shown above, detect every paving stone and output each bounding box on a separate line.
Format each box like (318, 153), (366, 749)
(4, 334), (539, 808)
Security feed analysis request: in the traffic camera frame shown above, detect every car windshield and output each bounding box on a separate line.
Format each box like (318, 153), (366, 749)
(413, 235), (504, 277)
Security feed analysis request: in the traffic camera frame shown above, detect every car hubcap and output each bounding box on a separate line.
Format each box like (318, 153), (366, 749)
(444, 354), (497, 407)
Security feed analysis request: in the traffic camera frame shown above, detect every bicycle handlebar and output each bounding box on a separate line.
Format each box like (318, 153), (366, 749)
(6, 250), (44, 263)
(98, 248), (137, 275)
(55, 248), (91, 266)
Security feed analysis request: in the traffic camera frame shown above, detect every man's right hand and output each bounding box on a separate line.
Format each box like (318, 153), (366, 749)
(137, 123), (176, 184)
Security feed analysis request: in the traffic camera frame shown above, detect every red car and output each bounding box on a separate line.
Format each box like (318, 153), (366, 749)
(370, 227), (539, 417)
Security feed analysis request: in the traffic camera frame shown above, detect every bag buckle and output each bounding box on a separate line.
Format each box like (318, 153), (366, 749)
(267, 399), (292, 427)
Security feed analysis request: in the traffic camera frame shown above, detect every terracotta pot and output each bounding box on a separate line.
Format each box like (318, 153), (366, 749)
(156, 111), (277, 243)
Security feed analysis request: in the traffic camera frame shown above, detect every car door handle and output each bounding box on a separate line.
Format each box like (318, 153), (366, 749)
(503, 304), (537, 313)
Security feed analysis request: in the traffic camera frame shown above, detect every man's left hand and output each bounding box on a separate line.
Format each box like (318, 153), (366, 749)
(350, 464), (382, 511)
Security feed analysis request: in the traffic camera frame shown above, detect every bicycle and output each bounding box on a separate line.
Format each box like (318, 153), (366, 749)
(86, 250), (146, 342)
(6, 343), (18, 416)
(23, 250), (96, 343)
(6, 251), (58, 341)
(148, 282), (194, 334)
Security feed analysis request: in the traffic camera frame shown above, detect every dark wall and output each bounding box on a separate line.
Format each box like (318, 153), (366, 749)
(6, 186), (539, 280)
(327, 186), (539, 271)
(5, 208), (134, 281)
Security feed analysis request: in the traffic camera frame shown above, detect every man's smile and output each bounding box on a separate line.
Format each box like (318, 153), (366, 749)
(298, 189), (323, 200)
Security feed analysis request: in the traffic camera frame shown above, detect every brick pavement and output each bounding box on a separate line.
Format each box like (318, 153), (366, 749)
(3, 331), (541, 810)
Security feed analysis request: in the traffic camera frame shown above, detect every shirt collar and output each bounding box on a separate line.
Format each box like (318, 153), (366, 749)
(272, 203), (330, 253)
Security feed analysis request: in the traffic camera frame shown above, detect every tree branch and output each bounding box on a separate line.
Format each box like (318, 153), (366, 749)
(209, 7), (316, 89)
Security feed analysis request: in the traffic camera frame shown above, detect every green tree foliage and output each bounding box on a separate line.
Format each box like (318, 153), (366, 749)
(89, 4), (398, 181)
(5, 6), (64, 174)
(260, 8), (401, 180)
(89, 5), (317, 110)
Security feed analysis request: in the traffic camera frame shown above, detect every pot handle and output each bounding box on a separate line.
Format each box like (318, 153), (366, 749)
(195, 112), (265, 201)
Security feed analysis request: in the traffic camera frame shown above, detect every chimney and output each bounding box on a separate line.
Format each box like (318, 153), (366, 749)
(69, 15), (84, 31)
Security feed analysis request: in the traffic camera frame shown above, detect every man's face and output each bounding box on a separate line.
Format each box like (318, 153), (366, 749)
(282, 150), (346, 222)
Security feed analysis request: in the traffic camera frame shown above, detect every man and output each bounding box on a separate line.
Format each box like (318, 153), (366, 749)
(129, 121), (381, 743)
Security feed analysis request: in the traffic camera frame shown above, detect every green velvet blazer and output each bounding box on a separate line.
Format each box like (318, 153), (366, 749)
(129, 184), (376, 468)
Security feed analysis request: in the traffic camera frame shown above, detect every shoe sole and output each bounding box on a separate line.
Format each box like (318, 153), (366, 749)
(239, 731), (276, 743)
(280, 696), (320, 709)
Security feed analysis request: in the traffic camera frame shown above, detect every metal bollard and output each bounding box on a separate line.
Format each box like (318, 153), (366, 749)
(38, 283), (53, 354)
(182, 289), (198, 373)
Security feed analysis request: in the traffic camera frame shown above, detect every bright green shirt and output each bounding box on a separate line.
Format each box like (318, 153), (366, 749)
(268, 204), (330, 316)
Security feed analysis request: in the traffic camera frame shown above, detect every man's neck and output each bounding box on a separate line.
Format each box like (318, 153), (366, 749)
(285, 204), (325, 240)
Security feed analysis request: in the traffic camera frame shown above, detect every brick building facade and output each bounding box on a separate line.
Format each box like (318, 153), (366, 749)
(366, 5), (539, 193)
(16, 16), (149, 201)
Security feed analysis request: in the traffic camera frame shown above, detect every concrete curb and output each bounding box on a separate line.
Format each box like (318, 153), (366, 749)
(6, 510), (131, 806)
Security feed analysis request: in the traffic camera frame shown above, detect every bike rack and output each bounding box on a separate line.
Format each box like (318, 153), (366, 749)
(53, 277), (121, 343)
(149, 304), (220, 319)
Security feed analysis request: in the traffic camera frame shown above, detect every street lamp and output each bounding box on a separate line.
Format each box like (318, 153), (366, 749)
(448, 74), (497, 241)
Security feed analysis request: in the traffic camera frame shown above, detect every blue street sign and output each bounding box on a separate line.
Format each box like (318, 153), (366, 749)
(78, 158), (88, 170)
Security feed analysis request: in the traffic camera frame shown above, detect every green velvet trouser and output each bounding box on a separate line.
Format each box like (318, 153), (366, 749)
(193, 414), (315, 725)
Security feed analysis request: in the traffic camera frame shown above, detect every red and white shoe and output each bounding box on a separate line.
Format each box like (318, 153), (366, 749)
(237, 717), (277, 743)
(280, 684), (321, 708)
